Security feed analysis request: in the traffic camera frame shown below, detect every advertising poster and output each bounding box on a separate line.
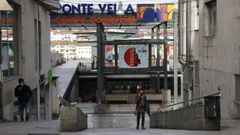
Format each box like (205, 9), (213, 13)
(105, 45), (114, 67)
(159, 44), (174, 65)
(156, 4), (175, 22)
(118, 45), (148, 68)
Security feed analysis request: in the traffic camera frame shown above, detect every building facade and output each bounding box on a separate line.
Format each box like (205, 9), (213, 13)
(51, 31), (92, 60)
(179, 0), (240, 119)
(0, 0), (60, 121)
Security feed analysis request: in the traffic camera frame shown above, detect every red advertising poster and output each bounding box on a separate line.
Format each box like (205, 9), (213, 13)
(118, 45), (148, 68)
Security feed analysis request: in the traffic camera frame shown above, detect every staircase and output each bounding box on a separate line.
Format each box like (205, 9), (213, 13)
(77, 103), (160, 128)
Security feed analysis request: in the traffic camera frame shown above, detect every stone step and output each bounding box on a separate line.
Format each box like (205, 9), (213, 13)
(87, 113), (150, 128)
(77, 103), (161, 114)
(77, 103), (158, 128)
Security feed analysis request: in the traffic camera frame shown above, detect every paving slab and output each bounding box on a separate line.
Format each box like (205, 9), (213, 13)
(0, 120), (240, 135)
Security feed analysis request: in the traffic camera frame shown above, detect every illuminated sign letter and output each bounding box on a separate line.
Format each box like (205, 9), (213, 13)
(88, 4), (93, 14)
(62, 4), (71, 14)
(98, 4), (107, 14)
(107, 4), (116, 14)
(72, 4), (81, 14)
(81, 4), (87, 14)
(125, 4), (135, 14)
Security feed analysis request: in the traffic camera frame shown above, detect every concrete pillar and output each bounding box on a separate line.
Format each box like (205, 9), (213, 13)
(37, 85), (41, 120)
(173, 10), (178, 103)
(96, 23), (105, 104)
(188, 89), (192, 101)
(44, 84), (52, 120)
(0, 82), (2, 120)
(181, 75), (183, 101)
(52, 77), (59, 118)
(163, 89), (171, 104)
(163, 22), (168, 90)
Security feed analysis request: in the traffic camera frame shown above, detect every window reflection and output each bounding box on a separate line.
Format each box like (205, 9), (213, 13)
(1, 9), (17, 79)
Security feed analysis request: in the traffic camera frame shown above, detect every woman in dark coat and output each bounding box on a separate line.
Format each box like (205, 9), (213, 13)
(135, 90), (147, 130)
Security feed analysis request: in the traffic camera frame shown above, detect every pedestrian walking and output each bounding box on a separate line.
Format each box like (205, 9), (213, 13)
(15, 78), (32, 121)
(135, 90), (147, 130)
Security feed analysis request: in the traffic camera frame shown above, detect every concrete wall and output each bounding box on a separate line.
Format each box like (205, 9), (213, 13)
(198, 0), (240, 119)
(180, 0), (240, 119)
(150, 105), (220, 130)
(179, 0), (200, 102)
(69, 74), (79, 103)
(2, 0), (52, 120)
(64, 70), (79, 103)
(60, 106), (87, 131)
(52, 77), (60, 118)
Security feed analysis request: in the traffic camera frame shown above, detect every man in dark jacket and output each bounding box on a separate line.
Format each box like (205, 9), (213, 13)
(15, 78), (32, 121)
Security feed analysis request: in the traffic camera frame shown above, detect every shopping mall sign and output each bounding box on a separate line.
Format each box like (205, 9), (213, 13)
(54, 3), (175, 24)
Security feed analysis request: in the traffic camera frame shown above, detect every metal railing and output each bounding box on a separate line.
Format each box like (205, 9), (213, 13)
(157, 92), (222, 113)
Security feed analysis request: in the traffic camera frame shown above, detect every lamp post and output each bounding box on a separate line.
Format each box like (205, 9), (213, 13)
(116, 1), (124, 15)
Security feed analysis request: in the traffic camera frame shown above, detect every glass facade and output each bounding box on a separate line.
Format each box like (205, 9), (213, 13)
(0, 6), (18, 80)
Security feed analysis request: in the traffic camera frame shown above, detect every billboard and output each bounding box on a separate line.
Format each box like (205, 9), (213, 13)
(118, 45), (148, 68)
(53, 3), (175, 25)
(137, 4), (155, 22)
(157, 4), (175, 22)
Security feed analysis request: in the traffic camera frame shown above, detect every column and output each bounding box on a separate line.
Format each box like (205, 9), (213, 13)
(96, 23), (105, 104)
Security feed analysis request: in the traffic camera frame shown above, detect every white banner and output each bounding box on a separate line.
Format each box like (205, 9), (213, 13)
(118, 45), (148, 68)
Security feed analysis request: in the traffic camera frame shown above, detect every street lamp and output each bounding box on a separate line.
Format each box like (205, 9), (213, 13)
(116, 1), (124, 15)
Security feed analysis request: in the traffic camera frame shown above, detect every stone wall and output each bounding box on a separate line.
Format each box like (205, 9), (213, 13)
(60, 106), (87, 131)
(150, 105), (220, 130)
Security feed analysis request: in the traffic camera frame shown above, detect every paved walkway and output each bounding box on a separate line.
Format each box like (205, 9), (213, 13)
(0, 120), (240, 135)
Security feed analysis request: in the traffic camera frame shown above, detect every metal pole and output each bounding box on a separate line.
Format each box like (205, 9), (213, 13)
(149, 44), (152, 67)
(173, 11), (178, 103)
(156, 26), (160, 92)
(164, 22), (168, 90)
(186, 0), (189, 63)
(151, 28), (154, 39)
(37, 1), (41, 120)
(96, 23), (105, 104)
(156, 26), (160, 67)
(67, 38), (69, 61)
(0, 11), (3, 120)
(149, 28), (153, 68)
(114, 45), (118, 68)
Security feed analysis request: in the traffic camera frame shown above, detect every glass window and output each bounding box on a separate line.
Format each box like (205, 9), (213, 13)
(236, 75), (240, 102)
(151, 44), (163, 67)
(207, 1), (216, 36)
(1, 8), (18, 80)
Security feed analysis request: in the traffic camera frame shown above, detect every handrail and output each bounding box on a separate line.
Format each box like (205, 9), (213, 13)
(55, 62), (81, 106)
(158, 92), (222, 111)
(56, 93), (71, 106)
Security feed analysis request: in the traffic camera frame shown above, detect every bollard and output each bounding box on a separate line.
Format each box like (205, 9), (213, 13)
(163, 89), (171, 104)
